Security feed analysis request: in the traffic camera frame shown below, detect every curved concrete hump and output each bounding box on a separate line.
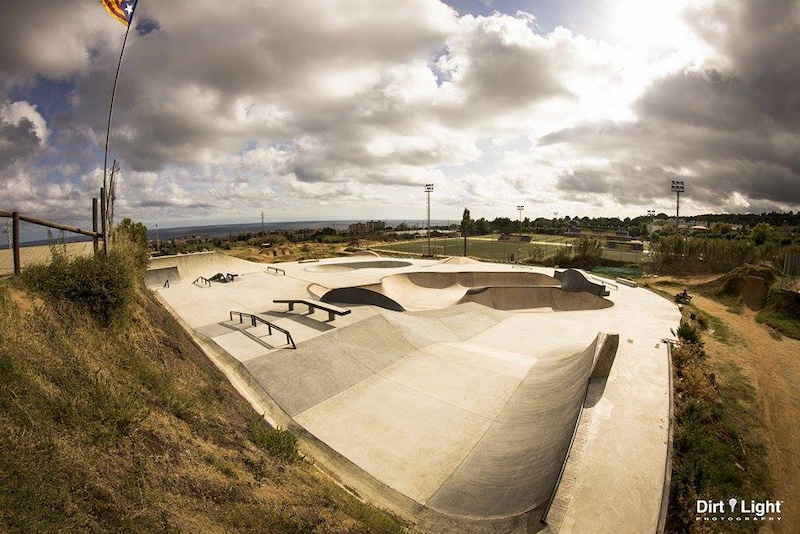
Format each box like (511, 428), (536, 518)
(322, 287), (406, 311)
(306, 283), (330, 299)
(326, 271), (615, 312)
(400, 271), (556, 289)
(459, 286), (613, 311)
(555, 269), (610, 297)
(439, 256), (482, 265)
(304, 260), (413, 272)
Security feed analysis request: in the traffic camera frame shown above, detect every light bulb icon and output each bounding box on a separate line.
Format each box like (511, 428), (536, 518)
(728, 498), (738, 512)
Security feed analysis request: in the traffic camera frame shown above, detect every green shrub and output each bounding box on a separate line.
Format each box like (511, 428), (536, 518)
(21, 253), (133, 325)
(551, 245), (573, 265)
(677, 321), (703, 347)
(19, 231), (149, 325)
(573, 235), (603, 259)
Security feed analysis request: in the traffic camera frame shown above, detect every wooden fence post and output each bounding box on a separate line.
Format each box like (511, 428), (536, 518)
(92, 197), (99, 254)
(12, 211), (20, 275)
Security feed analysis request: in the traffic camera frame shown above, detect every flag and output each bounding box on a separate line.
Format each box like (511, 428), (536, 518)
(101, 0), (138, 27)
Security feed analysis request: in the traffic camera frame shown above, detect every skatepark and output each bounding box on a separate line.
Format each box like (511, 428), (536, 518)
(149, 251), (681, 533)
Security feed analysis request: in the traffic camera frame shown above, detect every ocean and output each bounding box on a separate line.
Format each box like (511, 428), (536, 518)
(2, 219), (453, 249)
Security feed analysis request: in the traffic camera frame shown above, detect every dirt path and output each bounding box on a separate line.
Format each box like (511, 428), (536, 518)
(653, 282), (800, 532)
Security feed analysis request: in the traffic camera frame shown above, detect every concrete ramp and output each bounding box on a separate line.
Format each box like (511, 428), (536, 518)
(304, 260), (412, 272)
(148, 252), (262, 283)
(328, 271), (612, 312)
(144, 266), (180, 288)
(460, 286), (613, 311)
(400, 271), (557, 289)
(427, 336), (600, 517)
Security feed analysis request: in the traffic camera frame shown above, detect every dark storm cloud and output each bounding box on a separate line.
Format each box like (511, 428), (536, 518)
(0, 116), (40, 169)
(556, 170), (611, 194)
(545, 0), (800, 211)
(556, 165), (688, 206)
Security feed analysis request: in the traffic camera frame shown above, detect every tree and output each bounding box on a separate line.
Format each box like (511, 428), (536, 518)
(461, 208), (471, 237)
(474, 218), (491, 235)
(751, 223), (772, 245)
(114, 218), (148, 247)
(460, 208), (471, 257)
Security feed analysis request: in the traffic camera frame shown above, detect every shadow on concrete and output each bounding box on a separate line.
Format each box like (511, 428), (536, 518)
(258, 310), (336, 332)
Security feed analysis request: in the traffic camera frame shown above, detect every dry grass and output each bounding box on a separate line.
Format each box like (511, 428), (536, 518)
(0, 278), (404, 533)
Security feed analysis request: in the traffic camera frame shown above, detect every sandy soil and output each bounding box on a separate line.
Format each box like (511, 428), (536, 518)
(224, 241), (384, 263)
(652, 279), (800, 532)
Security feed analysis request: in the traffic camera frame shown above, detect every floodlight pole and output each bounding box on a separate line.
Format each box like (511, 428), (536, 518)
(425, 183), (434, 257)
(670, 181), (685, 235)
(517, 205), (524, 240)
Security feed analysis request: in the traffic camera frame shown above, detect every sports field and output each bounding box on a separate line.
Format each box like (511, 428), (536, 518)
(373, 235), (571, 262)
(373, 235), (650, 263)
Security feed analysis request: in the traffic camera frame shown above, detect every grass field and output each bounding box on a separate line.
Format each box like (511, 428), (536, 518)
(374, 235), (650, 264)
(373, 235), (569, 262)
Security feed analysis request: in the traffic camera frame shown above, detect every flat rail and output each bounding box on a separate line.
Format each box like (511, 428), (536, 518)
(273, 298), (351, 322)
(266, 266), (286, 276)
(229, 311), (296, 349)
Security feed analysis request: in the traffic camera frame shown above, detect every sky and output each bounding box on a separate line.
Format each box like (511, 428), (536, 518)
(1, 0), (799, 230)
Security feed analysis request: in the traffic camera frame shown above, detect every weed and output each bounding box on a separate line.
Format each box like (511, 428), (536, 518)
(667, 325), (771, 533)
(248, 417), (299, 462)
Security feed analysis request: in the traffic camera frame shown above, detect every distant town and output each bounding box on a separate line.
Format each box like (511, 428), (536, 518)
(148, 211), (800, 256)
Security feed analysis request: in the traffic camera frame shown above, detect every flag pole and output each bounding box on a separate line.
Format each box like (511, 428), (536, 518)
(102, 2), (138, 255)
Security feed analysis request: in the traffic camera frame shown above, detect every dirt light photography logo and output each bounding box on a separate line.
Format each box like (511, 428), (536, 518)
(696, 498), (783, 523)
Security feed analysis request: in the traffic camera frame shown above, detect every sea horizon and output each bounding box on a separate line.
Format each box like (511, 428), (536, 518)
(2, 218), (455, 249)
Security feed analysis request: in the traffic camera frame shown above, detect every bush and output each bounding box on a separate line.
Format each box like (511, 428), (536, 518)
(573, 235), (603, 259)
(20, 235), (147, 326)
(551, 246), (573, 265)
(677, 321), (703, 347)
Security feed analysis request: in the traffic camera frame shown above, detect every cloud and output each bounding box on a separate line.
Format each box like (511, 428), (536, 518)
(0, 100), (48, 171)
(539, 0), (800, 213)
(1, 0), (799, 225)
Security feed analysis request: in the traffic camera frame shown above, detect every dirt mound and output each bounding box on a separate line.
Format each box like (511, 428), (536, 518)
(699, 264), (779, 299)
(741, 276), (768, 310)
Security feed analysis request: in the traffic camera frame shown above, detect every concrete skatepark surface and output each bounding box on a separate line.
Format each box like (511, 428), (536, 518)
(149, 252), (681, 533)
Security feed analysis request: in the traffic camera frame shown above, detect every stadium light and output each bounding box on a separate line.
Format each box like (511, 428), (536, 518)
(425, 184), (434, 257)
(670, 180), (685, 233)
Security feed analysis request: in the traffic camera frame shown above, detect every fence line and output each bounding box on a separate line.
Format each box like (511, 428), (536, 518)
(0, 208), (101, 275)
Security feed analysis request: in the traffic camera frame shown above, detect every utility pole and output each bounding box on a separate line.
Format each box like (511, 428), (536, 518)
(261, 211), (265, 235)
(517, 205), (525, 240)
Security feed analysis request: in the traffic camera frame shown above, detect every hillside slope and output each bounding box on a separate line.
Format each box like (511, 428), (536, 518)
(0, 274), (403, 533)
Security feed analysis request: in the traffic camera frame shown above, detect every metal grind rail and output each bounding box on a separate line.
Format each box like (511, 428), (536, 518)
(229, 311), (296, 349)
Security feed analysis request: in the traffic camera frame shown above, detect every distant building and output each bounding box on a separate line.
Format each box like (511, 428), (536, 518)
(348, 220), (386, 234)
